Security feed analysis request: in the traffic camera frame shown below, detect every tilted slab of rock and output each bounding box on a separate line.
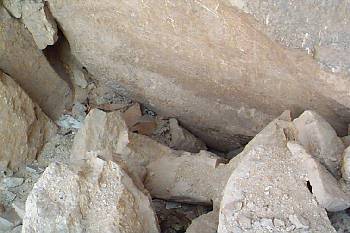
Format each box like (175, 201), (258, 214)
(0, 7), (72, 120)
(0, 71), (56, 171)
(22, 160), (160, 233)
(47, 0), (350, 150)
(218, 117), (336, 232)
(288, 142), (350, 212)
(293, 110), (345, 177)
(169, 118), (207, 153)
(72, 109), (236, 205)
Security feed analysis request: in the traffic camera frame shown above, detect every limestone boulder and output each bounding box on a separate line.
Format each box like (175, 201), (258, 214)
(22, 160), (160, 233)
(218, 117), (336, 232)
(0, 71), (56, 171)
(0, 6), (72, 120)
(293, 110), (345, 177)
(288, 142), (350, 212)
(168, 118), (207, 153)
(47, 0), (350, 150)
(185, 211), (218, 233)
(73, 109), (237, 205)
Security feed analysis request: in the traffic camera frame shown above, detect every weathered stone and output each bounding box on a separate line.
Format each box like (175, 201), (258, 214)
(20, 0), (58, 49)
(293, 110), (345, 177)
(342, 135), (350, 148)
(70, 109), (130, 168)
(218, 117), (336, 233)
(288, 142), (350, 212)
(0, 71), (56, 171)
(73, 109), (234, 205)
(186, 211), (218, 233)
(122, 103), (142, 128)
(342, 146), (350, 182)
(2, 0), (22, 18)
(0, 7), (72, 120)
(0, 177), (24, 189)
(169, 118), (207, 153)
(22, 160), (160, 233)
(228, 0), (350, 75)
(47, 0), (350, 150)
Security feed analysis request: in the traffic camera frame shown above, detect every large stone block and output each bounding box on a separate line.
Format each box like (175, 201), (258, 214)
(0, 71), (56, 171)
(47, 0), (350, 150)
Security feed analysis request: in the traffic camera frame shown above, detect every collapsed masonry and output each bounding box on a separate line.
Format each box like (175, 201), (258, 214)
(1, 0), (350, 232)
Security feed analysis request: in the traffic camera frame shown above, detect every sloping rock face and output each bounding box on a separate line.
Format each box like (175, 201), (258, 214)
(22, 160), (160, 233)
(0, 71), (56, 171)
(0, 6), (72, 120)
(218, 117), (336, 232)
(228, 0), (350, 75)
(47, 0), (350, 150)
(293, 110), (345, 177)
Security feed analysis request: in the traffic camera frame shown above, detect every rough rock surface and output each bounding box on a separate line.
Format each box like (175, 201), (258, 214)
(0, 71), (56, 171)
(73, 109), (239, 205)
(22, 160), (160, 233)
(186, 211), (218, 233)
(0, 6), (72, 120)
(228, 0), (350, 75)
(294, 110), (345, 177)
(287, 142), (350, 212)
(47, 0), (350, 150)
(218, 116), (336, 232)
(3, 0), (58, 49)
(169, 118), (207, 153)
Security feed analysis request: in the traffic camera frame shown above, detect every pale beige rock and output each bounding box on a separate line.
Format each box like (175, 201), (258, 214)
(73, 109), (234, 205)
(0, 71), (56, 171)
(21, 0), (58, 49)
(47, 0), (350, 150)
(342, 135), (350, 148)
(218, 117), (336, 233)
(186, 211), (218, 233)
(288, 142), (350, 212)
(293, 110), (345, 177)
(169, 118), (207, 153)
(2, 0), (22, 18)
(0, 7), (72, 120)
(22, 160), (160, 233)
(342, 146), (350, 182)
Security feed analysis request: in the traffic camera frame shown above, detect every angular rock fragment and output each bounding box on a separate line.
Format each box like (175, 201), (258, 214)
(186, 211), (218, 233)
(218, 117), (336, 232)
(169, 118), (207, 153)
(22, 160), (160, 233)
(2, 0), (22, 18)
(72, 109), (234, 205)
(0, 7), (72, 119)
(0, 71), (56, 171)
(294, 110), (345, 177)
(288, 142), (350, 212)
(342, 135), (350, 148)
(12, 0), (58, 49)
(47, 0), (350, 150)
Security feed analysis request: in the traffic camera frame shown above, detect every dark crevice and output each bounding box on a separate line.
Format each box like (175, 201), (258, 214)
(306, 181), (313, 194)
(42, 28), (73, 90)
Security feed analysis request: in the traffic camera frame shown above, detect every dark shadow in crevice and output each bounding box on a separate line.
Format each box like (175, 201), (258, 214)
(306, 181), (313, 194)
(42, 28), (73, 90)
